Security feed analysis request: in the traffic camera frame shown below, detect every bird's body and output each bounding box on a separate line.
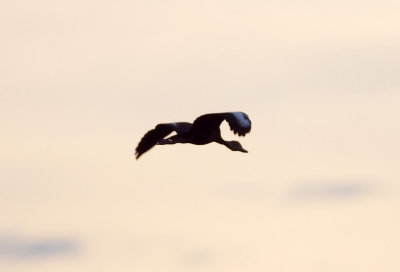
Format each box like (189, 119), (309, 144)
(135, 112), (251, 159)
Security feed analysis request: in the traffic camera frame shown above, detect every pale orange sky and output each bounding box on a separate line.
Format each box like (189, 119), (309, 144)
(1, 1), (400, 271)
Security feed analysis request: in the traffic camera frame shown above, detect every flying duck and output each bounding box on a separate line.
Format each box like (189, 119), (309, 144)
(135, 112), (251, 159)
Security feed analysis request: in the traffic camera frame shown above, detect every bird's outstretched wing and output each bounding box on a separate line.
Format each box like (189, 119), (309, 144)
(191, 112), (251, 136)
(224, 112), (252, 136)
(135, 122), (191, 159)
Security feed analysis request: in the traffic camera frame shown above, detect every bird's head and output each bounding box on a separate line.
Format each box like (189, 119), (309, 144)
(226, 141), (248, 153)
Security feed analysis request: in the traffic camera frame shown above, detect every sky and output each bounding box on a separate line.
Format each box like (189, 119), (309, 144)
(1, 0), (400, 271)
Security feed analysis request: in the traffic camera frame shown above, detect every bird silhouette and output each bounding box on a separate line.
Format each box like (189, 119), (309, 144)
(135, 112), (251, 159)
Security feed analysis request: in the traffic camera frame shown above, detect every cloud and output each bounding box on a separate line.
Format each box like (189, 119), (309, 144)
(0, 235), (80, 260)
(181, 249), (215, 267)
(290, 179), (375, 202)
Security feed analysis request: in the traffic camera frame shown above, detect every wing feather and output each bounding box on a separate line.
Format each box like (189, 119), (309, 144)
(224, 112), (251, 136)
(191, 112), (251, 136)
(135, 122), (191, 159)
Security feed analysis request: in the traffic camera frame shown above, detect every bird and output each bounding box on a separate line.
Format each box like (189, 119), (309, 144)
(135, 112), (251, 159)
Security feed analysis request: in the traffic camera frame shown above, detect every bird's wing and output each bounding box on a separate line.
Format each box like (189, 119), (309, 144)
(191, 112), (251, 136)
(135, 122), (191, 159)
(223, 112), (252, 136)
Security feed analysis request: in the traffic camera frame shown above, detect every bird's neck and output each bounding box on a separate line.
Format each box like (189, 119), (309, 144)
(218, 139), (234, 150)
